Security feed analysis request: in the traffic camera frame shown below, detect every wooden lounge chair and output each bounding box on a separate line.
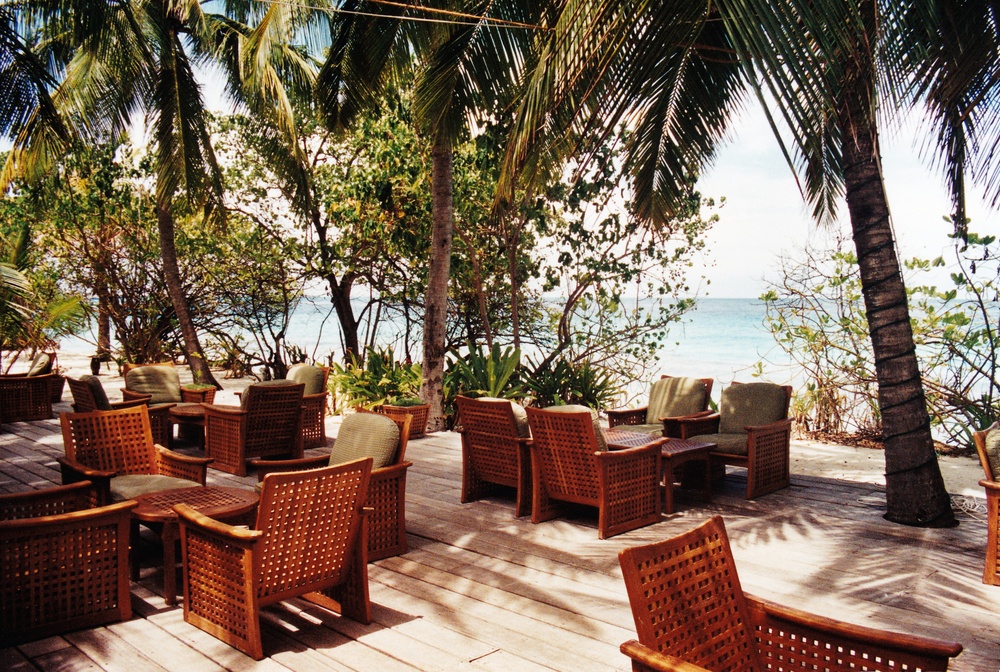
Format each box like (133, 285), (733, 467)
(285, 363), (331, 448)
(607, 375), (714, 435)
(456, 395), (532, 517)
(59, 405), (210, 506)
(973, 422), (1000, 586)
(0, 482), (136, 646)
(670, 381), (793, 499)
(67, 374), (174, 446)
(252, 409), (412, 561)
(525, 405), (662, 539)
(0, 372), (55, 423)
(203, 380), (305, 475)
(618, 515), (963, 672)
(176, 459), (374, 660)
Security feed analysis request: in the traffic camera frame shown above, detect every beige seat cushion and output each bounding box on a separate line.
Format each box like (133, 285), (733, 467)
(126, 366), (182, 404)
(690, 432), (748, 456)
(27, 353), (53, 376)
(80, 375), (112, 410)
(627, 423), (665, 435)
(287, 364), (326, 395)
(984, 427), (1000, 481)
(110, 475), (200, 501)
(477, 397), (530, 438)
(718, 383), (787, 434)
(330, 412), (401, 469)
(646, 377), (706, 424)
(544, 404), (607, 451)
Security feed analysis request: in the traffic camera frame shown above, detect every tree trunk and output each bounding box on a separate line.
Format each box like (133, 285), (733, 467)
(420, 132), (454, 431)
(156, 199), (220, 389)
(328, 273), (360, 361)
(97, 295), (111, 358)
(840, 98), (955, 527)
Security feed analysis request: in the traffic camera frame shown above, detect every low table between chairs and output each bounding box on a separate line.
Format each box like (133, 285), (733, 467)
(604, 429), (716, 514)
(169, 403), (206, 449)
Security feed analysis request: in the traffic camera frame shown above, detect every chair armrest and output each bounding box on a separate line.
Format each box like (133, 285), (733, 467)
(666, 413), (720, 439)
(202, 403), (246, 417)
(619, 640), (709, 672)
(121, 388), (153, 403)
(250, 455), (329, 481)
(57, 458), (114, 505)
(607, 407), (648, 428)
(746, 595), (962, 667)
(981, 478), (1000, 495)
(744, 417), (793, 437)
(154, 446), (212, 484)
(658, 409), (713, 423)
(109, 398), (152, 410)
(174, 503), (263, 545)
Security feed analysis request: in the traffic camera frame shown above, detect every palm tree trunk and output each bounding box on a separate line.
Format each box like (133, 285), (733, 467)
(420, 131), (453, 431)
(156, 199), (219, 388)
(840, 102), (955, 527)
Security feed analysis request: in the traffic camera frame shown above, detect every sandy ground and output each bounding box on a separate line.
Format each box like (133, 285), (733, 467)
(40, 352), (988, 501)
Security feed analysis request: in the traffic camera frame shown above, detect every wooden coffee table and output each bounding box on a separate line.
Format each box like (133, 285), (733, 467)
(169, 403), (206, 449)
(130, 485), (259, 605)
(605, 429), (714, 513)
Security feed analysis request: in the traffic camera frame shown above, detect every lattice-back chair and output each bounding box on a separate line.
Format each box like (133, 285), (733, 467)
(973, 422), (1000, 586)
(671, 381), (793, 499)
(618, 516), (963, 672)
(176, 459), (374, 660)
(203, 380), (305, 475)
(607, 376), (714, 435)
(524, 405), (662, 539)
(252, 408), (412, 561)
(0, 482), (136, 645)
(59, 405), (210, 506)
(0, 373), (55, 424)
(285, 363), (331, 448)
(68, 375), (174, 446)
(456, 395), (532, 517)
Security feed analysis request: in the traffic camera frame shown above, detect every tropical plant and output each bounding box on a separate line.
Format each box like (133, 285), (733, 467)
(329, 347), (423, 410)
(524, 357), (621, 411)
(445, 343), (524, 401)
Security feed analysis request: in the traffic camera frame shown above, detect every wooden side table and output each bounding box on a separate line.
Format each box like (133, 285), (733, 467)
(130, 486), (259, 605)
(169, 403), (207, 449)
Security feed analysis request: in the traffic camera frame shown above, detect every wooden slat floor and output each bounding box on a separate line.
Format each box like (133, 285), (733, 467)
(2, 392), (999, 671)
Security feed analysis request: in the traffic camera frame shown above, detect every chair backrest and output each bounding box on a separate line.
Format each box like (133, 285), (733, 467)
(330, 411), (405, 469)
(457, 395), (530, 438)
(68, 375), (112, 412)
(646, 376), (713, 424)
(26, 352), (55, 376)
(718, 382), (792, 434)
(618, 516), (763, 671)
(974, 421), (1000, 481)
(60, 406), (158, 476)
(241, 381), (305, 452)
(0, 481), (94, 521)
(125, 365), (182, 404)
(525, 406), (604, 501)
(286, 364), (330, 396)
(255, 459), (372, 598)
(121, 361), (175, 376)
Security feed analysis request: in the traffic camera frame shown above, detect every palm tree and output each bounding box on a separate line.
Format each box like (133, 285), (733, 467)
(1, 0), (223, 387)
(503, 0), (999, 525)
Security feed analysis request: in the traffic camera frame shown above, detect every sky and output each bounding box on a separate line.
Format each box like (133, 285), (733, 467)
(694, 106), (1000, 298)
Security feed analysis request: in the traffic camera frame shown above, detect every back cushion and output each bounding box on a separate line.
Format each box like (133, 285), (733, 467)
(719, 383), (788, 434)
(984, 427), (1000, 481)
(80, 375), (111, 410)
(330, 412), (401, 469)
(646, 376), (707, 423)
(544, 404), (607, 451)
(27, 353), (52, 376)
(126, 366), (182, 404)
(287, 364), (326, 395)
(477, 397), (530, 438)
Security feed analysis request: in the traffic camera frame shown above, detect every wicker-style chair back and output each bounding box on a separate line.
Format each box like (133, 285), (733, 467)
(0, 483), (136, 645)
(618, 516), (963, 672)
(67, 375), (105, 412)
(286, 364), (331, 448)
(178, 459), (374, 659)
(973, 423), (1000, 585)
(242, 381), (305, 455)
(0, 373), (55, 423)
(526, 406), (602, 500)
(61, 405), (158, 475)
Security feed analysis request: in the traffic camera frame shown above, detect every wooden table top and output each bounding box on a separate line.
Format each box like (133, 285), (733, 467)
(131, 485), (258, 524)
(169, 402), (206, 419)
(604, 429), (715, 457)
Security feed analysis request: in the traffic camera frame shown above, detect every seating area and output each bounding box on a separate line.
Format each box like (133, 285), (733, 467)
(0, 374), (997, 670)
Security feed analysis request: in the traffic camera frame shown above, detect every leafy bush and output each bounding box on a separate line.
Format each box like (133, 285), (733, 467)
(330, 347), (423, 410)
(445, 344), (524, 400)
(524, 357), (620, 410)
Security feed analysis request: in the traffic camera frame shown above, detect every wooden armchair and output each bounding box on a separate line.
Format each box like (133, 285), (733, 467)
(59, 405), (210, 506)
(176, 460), (373, 660)
(670, 381), (793, 499)
(973, 422), (1000, 586)
(0, 373), (55, 423)
(618, 516), (962, 672)
(0, 482), (136, 645)
(607, 376), (714, 435)
(525, 405), (662, 538)
(68, 375), (174, 446)
(252, 409), (412, 561)
(203, 380), (305, 475)
(455, 395), (532, 517)
(122, 363), (216, 405)
(286, 364), (331, 448)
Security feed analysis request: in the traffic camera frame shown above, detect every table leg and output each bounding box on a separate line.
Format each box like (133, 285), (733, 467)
(662, 459), (677, 514)
(161, 520), (178, 606)
(130, 519), (140, 581)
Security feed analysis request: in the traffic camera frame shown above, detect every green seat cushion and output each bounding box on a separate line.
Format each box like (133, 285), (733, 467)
(126, 366), (182, 404)
(241, 379), (299, 409)
(80, 374), (112, 410)
(690, 432), (748, 456)
(646, 376), (706, 424)
(330, 412), (401, 469)
(287, 364), (326, 396)
(984, 427), (1000, 481)
(544, 404), (608, 451)
(477, 397), (530, 438)
(110, 475), (200, 501)
(27, 353), (53, 376)
(719, 383), (787, 434)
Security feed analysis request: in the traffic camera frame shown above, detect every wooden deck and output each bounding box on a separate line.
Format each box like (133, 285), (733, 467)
(2, 392), (999, 671)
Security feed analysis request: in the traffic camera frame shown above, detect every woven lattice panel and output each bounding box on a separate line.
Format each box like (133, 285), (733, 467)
(601, 452), (660, 536)
(0, 482), (93, 521)
(366, 463), (409, 560)
(526, 408), (602, 502)
(986, 485), (1000, 585)
(618, 516), (762, 672)
(183, 529), (255, 644)
(0, 375), (54, 422)
(300, 393), (328, 448)
(61, 406), (158, 475)
(457, 396), (523, 489)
